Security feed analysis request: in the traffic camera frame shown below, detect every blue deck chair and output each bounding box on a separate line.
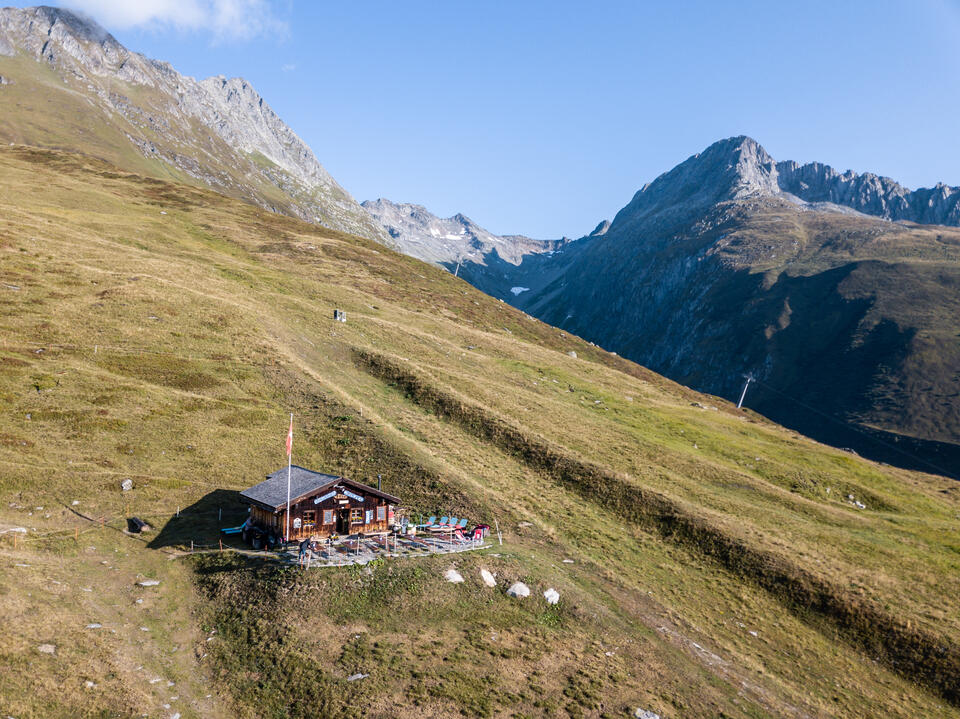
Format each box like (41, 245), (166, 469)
(456, 518), (468, 530)
(423, 516), (437, 528)
(448, 517), (459, 528)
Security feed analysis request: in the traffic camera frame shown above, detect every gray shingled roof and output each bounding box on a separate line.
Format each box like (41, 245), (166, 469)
(239, 466), (400, 511)
(240, 466), (340, 511)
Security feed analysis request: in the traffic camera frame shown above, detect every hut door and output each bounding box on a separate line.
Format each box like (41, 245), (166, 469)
(336, 507), (349, 534)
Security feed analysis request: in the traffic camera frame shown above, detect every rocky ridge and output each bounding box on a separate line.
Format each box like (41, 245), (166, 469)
(776, 159), (960, 226)
(0, 5), (388, 242)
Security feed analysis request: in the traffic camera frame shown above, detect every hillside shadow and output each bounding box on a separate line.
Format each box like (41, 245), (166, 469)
(147, 488), (248, 550)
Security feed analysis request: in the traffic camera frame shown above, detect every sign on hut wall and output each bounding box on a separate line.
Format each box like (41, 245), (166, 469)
(314, 491), (337, 504)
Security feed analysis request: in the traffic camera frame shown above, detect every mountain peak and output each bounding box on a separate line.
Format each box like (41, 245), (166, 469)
(608, 135), (779, 236)
(0, 4), (389, 242)
(26, 6), (114, 44)
(0, 6), (117, 52)
(695, 135), (779, 197)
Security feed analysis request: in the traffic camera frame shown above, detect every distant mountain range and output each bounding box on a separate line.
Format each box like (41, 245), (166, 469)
(366, 137), (960, 475)
(0, 5), (389, 242)
(360, 199), (578, 266)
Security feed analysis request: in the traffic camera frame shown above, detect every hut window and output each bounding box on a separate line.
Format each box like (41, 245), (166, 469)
(303, 510), (316, 529)
(322, 509), (334, 525)
(377, 505), (386, 521)
(350, 508), (363, 524)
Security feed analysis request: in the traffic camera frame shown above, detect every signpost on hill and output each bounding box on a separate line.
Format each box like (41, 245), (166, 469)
(737, 374), (753, 409)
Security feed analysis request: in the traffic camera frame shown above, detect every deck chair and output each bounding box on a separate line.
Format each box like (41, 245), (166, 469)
(423, 516), (437, 528)
(429, 516), (451, 533)
(448, 517), (459, 528)
(456, 518), (468, 530)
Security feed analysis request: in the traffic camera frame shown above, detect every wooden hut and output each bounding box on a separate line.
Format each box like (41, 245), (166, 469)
(240, 466), (399, 541)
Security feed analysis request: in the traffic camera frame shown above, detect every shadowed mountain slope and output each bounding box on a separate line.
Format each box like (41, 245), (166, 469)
(419, 137), (960, 476)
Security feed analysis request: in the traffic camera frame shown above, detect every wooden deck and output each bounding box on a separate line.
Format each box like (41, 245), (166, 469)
(288, 533), (491, 568)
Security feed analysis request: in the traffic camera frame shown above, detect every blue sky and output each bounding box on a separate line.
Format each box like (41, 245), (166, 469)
(34, 0), (960, 237)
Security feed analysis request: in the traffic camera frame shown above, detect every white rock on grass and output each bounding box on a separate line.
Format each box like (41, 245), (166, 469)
(543, 588), (560, 605)
(444, 569), (464, 584)
(480, 569), (496, 587)
(85, 623), (102, 629)
(506, 582), (530, 598)
(635, 709), (660, 719)
(346, 673), (368, 682)
(137, 579), (160, 587)
(37, 644), (56, 654)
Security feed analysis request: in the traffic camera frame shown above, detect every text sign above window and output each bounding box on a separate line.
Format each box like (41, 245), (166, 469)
(342, 489), (364, 502)
(314, 491), (337, 504)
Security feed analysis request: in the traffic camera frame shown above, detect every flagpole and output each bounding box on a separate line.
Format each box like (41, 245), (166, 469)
(285, 413), (293, 545)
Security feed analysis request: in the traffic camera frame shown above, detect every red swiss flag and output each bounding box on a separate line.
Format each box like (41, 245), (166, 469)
(285, 415), (293, 457)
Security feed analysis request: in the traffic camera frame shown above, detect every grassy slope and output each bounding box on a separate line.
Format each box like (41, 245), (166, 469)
(1, 146), (959, 718)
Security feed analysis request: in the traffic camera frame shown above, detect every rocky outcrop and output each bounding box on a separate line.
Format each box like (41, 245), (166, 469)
(0, 6), (388, 242)
(588, 220), (611, 237)
(776, 160), (960, 226)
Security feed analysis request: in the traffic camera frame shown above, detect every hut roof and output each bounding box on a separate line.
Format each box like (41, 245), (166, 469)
(239, 466), (400, 511)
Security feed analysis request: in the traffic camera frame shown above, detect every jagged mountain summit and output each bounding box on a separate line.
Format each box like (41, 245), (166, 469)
(361, 198), (573, 266)
(0, 5), (388, 242)
(407, 136), (960, 475)
(603, 135), (960, 232)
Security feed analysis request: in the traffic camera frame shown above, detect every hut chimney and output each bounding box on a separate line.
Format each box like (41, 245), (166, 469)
(378, 474), (382, 491)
